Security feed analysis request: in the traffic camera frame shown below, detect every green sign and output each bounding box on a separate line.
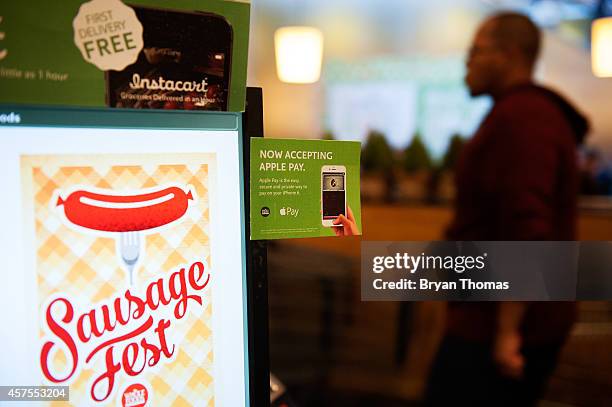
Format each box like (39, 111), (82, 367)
(250, 138), (362, 240)
(0, 0), (249, 111)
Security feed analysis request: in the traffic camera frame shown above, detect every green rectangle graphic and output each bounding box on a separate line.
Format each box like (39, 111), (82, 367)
(250, 138), (362, 240)
(0, 0), (249, 112)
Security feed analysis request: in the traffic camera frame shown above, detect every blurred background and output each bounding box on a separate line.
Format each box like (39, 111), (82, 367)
(247, 0), (612, 405)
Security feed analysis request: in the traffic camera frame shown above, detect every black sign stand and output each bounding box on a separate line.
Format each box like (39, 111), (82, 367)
(243, 87), (270, 406)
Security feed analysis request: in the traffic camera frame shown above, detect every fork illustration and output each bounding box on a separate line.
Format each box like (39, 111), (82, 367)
(119, 231), (140, 285)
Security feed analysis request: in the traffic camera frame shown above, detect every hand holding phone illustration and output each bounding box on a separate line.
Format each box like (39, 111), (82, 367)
(332, 205), (359, 236)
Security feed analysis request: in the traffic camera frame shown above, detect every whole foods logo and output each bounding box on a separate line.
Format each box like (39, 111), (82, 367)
(122, 383), (148, 407)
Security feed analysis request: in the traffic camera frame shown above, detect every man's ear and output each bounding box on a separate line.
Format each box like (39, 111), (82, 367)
(505, 44), (525, 65)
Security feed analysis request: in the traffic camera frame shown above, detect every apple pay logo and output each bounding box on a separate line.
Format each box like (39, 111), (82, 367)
(279, 207), (299, 217)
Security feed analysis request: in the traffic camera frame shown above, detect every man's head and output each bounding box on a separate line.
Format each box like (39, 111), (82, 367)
(465, 12), (541, 97)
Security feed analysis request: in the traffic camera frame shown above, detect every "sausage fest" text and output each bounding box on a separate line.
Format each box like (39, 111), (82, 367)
(40, 260), (210, 402)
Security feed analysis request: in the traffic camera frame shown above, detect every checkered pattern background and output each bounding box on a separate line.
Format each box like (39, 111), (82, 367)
(23, 155), (215, 406)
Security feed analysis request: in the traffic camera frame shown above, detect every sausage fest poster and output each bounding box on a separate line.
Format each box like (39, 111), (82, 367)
(21, 153), (216, 406)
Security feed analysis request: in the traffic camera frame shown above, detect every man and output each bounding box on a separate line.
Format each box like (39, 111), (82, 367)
(425, 12), (589, 406)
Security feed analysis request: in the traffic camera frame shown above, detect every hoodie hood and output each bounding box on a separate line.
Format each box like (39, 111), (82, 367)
(509, 84), (591, 145)
(538, 86), (590, 145)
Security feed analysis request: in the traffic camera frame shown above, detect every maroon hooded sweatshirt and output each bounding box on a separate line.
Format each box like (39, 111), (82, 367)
(445, 83), (589, 345)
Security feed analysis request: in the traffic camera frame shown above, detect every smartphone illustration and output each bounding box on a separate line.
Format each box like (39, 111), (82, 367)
(106, 5), (233, 111)
(321, 165), (346, 227)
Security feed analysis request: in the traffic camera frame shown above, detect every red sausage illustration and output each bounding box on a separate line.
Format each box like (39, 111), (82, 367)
(56, 186), (194, 232)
